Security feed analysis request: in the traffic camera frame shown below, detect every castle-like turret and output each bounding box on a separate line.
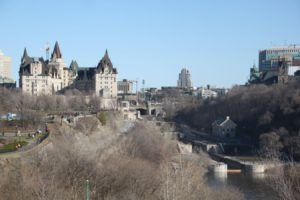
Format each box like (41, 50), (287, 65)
(51, 41), (62, 60)
(96, 50), (117, 73)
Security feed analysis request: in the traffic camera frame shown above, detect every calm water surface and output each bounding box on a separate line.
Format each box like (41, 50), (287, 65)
(206, 172), (278, 200)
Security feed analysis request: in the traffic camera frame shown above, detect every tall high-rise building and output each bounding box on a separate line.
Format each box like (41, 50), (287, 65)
(259, 45), (300, 72)
(0, 49), (12, 79)
(177, 68), (192, 88)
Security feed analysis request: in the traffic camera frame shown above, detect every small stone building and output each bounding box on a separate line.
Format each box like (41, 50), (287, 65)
(119, 101), (137, 120)
(212, 116), (237, 138)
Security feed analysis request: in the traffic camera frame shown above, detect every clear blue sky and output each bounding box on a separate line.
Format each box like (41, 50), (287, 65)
(1, 0), (300, 88)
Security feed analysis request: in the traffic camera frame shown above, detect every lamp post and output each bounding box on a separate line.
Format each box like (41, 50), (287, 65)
(86, 179), (90, 200)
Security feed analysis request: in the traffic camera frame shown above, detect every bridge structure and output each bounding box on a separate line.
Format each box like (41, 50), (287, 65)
(133, 101), (164, 117)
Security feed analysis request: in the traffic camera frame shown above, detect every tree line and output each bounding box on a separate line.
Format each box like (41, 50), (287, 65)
(174, 80), (300, 160)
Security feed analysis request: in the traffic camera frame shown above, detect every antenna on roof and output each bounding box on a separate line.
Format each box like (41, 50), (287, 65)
(43, 42), (50, 60)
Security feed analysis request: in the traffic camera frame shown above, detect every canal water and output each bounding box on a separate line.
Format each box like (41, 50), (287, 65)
(206, 172), (278, 200)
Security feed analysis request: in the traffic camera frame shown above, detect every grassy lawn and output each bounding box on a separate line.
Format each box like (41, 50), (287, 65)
(0, 132), (48, 153)
(0, 141), (28, 153)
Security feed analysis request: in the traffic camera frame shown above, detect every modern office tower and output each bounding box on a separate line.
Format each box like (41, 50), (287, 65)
(259, 45), (300, 72)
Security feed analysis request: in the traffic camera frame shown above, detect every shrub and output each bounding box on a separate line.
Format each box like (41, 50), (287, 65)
(98, 112), (107, 126)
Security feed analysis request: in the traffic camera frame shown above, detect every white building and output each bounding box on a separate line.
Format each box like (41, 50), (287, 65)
(177, 68), (192, 88)
(95, 50), (118, 98)
(19, 42), (76, 95)
(19, 43), (118, 98)
(198, 87), (218, 99)
(0, 49), (12, 79)
(70, 50), (118, 100)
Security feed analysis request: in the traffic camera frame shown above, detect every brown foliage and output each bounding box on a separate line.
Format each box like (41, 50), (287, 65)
(75, 116), (100, 134)
(0, 120), (243, 200)
(176, 82), (300, 159)
(267, 164), (300, 200)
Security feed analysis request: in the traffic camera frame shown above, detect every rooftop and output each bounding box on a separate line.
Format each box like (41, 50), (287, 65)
(261, 44), (300, 51)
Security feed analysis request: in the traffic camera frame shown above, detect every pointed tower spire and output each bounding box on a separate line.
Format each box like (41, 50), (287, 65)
(51, 41), (62, 59)
(69, 60), (78, 72)
(97, 49), (113, 71)
(21, 48), (30, 63)
(22, 48), (28, 58)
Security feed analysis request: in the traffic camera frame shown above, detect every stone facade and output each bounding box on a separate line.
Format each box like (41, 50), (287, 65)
(74, 50), (118, 98)
(19, 43), (118, 98)
(212, 116), (237, 138)
(19, 42), (76, 95)
(119, 100), (137, 120)
(95, 51), (118, 98)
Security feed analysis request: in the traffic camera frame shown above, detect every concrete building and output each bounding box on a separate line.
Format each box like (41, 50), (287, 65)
(119, 100), (137, 120)
(212, 116), (237, 138)
(200, 88), (217, 99)
(118, 79), (133, 94)
(0, 50), (12, 79)
(19, 42), (75, 95)
(210, 87), (228, 96)
(177, 68), (192, 88)
(259, 45), (300, 72)
(249, 45), (300, 85)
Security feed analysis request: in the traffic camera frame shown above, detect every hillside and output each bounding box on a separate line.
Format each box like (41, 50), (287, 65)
(176, 80), (300, 160)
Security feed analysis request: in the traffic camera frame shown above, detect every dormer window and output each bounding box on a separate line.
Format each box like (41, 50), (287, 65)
(104, 68), (109, 74)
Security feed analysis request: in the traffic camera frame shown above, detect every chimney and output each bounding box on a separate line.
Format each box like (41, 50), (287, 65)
(226, 116), (230, 120)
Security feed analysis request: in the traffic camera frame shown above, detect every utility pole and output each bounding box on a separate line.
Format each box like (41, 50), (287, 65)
(142, 79), (145, 101)
(131, 79), (139, 103)
(86, 179), (90, 200)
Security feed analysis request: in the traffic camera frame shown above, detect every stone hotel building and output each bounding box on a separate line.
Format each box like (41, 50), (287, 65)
(19, 42), (118, 97)
(19, 42), (74, 95)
